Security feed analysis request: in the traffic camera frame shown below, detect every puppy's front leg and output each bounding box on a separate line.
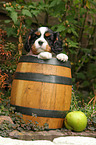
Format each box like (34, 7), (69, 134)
(56, 53), (68, 62)
(38, 52), (52, 59)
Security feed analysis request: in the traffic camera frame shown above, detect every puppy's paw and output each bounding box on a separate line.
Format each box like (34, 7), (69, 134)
(56, 53), (68, 62)
(38, 52), (52, 59)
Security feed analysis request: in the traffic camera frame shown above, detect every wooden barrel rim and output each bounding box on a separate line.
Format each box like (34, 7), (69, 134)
(19, 55), (71, 68)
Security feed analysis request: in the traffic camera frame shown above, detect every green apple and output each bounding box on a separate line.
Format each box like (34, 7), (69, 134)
(64, 111), (87, 132)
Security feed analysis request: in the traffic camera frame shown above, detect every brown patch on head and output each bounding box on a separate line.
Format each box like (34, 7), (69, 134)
(45, 32), (51, 37)
(45, 45), (51, 52)
(35, 31), (40, 36)
(31, 44), (38, 55)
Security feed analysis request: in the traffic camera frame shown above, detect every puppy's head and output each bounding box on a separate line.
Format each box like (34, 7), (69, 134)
(24, 27), (63, 54)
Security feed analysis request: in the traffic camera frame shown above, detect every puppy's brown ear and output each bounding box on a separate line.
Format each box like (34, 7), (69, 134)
(24, 29), (34, 52)
(52, 32), (63, 54)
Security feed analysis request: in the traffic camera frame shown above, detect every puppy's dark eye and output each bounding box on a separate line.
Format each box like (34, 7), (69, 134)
(35, 31), (40, 36)
(45, 32), (51, 37)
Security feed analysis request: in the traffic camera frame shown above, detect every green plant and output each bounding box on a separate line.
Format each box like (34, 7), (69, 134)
(0, 28), (20, 96)
(2, 0), (96, 96)
(1, 42), (19, 73)
(0, 120), (14, 137)
(70, 90), (96, 131)
(49, 0), (96, 96)
(2, 1), (44, 55)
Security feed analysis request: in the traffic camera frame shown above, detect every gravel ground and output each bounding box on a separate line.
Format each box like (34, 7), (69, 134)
(0, 136), (96, 145)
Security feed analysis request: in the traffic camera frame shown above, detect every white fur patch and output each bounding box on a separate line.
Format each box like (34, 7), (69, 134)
(38, 52), (52, 59)
(34, 27), (49, 53)
(56, 53), (68, 61)
(38, 27), (48, 34)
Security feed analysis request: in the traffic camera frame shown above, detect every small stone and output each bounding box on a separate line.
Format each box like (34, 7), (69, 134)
(9, 130), (26, 140)
(0, 116), (14, 124)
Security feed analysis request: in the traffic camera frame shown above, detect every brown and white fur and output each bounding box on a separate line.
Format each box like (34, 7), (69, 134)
(24, 27), (68, 62)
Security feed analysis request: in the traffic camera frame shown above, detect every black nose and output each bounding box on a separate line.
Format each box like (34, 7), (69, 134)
(38, 41), (43, 46)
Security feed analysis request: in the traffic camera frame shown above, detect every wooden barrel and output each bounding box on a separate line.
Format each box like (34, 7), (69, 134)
(11, 55), (72, 129)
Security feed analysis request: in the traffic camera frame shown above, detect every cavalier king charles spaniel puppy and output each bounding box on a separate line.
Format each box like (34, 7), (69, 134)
(24, 27), (68, 62)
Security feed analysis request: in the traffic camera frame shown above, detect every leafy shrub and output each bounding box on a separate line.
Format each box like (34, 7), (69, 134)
(1, 42), (19, 74)
(2, 0), (96, 98)
(0, 31), (20, 95)
(48, 0), (96, 96)
(71, 89), (96, 131)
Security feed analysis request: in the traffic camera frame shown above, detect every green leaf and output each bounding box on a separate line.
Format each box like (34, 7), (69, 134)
(73, 0), (80, 5)
(22, 9), (32, 17)
(80, 8), (87, 15)
(25, 19), (32, 27)
(77, 72), (86, 80)
(69, 49), (77, 54)
(4, 20), (11, 23)
(5, 27), (16, 37)
(81, 81), (90, 87)
(56, 24), (66, 32)
(31, 10), (39, 16)
(28, 5), (36, 9)
(93, 117), (96, 124)
(70, 28), (78, 37)
(6, 7), (14, 12)
(10, 11), (18, 24)
(49, 0), (62, 7)
(81, 48), (91, 53)
(67, 39), (79, 48)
